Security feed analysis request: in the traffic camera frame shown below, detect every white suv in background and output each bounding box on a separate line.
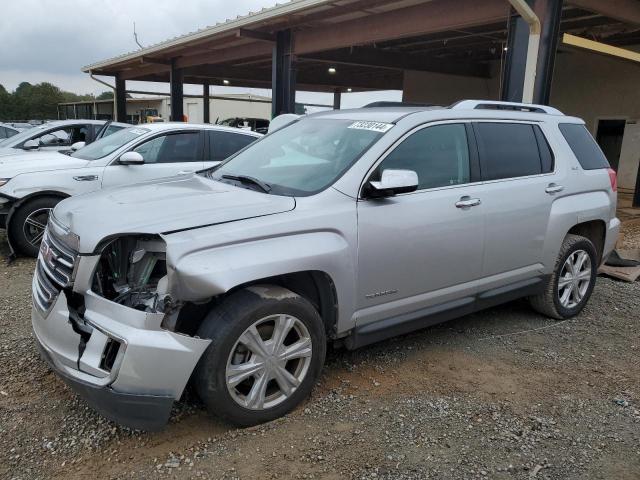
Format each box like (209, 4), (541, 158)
(0, 123), (260, 256)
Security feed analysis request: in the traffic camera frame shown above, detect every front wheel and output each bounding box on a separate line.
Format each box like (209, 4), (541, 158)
(529, 234), (598, 319)
(194, 285), (326, 426)
(9, 196), (61, 257)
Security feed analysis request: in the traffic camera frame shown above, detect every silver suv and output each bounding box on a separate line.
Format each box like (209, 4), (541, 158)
(31, 100), (620, 430)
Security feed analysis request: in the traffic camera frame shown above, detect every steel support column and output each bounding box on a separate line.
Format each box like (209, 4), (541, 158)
(272, 29), (296, 117)
(500, 2), (534, 102)
(203, 82), (210, 124)
(115, 75), (127, 123)
(333, 89), (341, 110)
(170, 60), (184, 121)
(533, 0), (563, 104)
(501, 0), (562, 104)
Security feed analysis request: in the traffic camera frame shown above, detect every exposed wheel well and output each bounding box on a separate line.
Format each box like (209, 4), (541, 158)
(172, 271), (339, 339)
(8, 191), (69, 220)
(241, 271), (339, 338)
(6, 192), (69, 245)
(567, 220), (606, 263)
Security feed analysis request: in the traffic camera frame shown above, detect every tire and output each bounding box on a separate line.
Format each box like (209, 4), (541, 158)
(194, 284), (326, 427)
(9, 196), (61, 257)
(529, 234), (598, 320)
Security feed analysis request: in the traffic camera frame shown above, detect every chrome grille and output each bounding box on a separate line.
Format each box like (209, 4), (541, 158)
(34, 228), (79, 314)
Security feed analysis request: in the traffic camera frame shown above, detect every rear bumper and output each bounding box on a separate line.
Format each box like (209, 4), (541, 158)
(35, 335), (174, 431)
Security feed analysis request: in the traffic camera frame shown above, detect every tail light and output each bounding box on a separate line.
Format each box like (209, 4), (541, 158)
(607, 168), (617, 192)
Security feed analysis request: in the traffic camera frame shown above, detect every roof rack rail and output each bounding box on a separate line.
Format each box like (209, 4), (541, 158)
(450, 100), (563, 115)
(363, 101), (438, 108)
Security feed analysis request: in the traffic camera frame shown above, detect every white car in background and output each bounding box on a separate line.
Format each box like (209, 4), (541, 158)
(0, 123), (20, 139)
(0, 123), (260, 256)
(0, 119), (128, 158)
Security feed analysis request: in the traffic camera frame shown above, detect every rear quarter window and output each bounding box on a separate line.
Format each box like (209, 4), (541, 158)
(558, 123), (610, 170)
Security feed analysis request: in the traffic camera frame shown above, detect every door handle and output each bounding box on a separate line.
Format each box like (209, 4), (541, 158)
(545, 183), (564, 194)
(178, 170), (195, 175)
(455, 196), (481, 208)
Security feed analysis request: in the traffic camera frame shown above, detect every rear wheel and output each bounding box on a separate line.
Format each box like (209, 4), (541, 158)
(9, 196), (61, 257)
(529, 234), (598, 319)
(194, 285), (326, 426)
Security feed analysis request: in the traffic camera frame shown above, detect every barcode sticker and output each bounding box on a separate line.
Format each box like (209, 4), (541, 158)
(347, 121), (394, 133)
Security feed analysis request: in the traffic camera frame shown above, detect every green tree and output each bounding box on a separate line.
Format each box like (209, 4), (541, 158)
(96, 91), (114, 100)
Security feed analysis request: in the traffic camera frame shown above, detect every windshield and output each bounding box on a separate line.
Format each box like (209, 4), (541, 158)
(71, 127), (149, 160)
(0, 124), (49, 147)
(210, 118), (388, 196)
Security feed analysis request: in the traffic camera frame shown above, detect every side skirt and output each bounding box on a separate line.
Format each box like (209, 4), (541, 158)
(345, 276), (548, 350)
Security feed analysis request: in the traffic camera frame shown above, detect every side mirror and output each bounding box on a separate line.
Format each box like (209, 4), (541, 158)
(23, 139), (40, 150)
(71, 141), (86, 151)
(365, 169), (419, 198)
(119, 151), (145, 165)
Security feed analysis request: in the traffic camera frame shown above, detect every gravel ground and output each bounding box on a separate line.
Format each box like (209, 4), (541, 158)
(1, 226), (639, 480)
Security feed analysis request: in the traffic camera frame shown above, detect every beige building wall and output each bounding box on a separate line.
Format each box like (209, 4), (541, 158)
(166, 96), (271, 124)
(402, 69), (499, 105)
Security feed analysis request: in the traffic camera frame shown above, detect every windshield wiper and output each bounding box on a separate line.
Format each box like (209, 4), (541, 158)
(221, 174), (271, 193)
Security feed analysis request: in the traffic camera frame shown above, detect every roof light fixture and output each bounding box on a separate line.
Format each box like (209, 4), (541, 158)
(328, 67), (336, 74)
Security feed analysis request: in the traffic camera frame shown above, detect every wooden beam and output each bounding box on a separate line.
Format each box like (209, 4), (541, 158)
(141, 56), (172, 65)
(294, 0), (510, 54)
(236, 28), (276, 43)
(117, 42), (271, 80)
(182, 64), (402, 90)
(175, 42), (272, 69)
(119, 63), (170, 80)
(301, 46), (491, 78)
(568, 0), (640, 26)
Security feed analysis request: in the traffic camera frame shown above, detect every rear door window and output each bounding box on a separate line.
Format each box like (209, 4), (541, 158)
(558, 123), (610, 170)
(208, 130), (257, 162)
(474, 122), (545, 180)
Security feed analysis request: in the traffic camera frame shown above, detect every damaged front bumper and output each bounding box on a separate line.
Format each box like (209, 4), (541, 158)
(31, 247), (211, 431)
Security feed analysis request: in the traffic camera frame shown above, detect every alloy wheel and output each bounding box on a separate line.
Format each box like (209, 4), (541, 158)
(557, 249), (592, 309)
(226, 314), (313, 410)
(23, 208), (51, 248)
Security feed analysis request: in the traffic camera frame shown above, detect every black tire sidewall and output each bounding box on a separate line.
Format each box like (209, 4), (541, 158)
(552, 238), (597, 318)
(10, 196), (60, 257)
(195, 287), (326, 427)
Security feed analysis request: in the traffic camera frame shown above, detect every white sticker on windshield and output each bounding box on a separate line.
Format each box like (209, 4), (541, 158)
(347, 121), (394, 133)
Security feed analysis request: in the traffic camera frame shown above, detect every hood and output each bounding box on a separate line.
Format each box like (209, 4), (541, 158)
(53, 174), (296, 253)
(0, 151), (88, 177)
(0, 147), (24, 158)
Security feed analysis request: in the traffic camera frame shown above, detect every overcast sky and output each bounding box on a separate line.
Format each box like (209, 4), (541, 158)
(0, 0), (399, 108)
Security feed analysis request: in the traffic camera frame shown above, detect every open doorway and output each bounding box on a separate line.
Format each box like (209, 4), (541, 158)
(596, 119), (626, 171)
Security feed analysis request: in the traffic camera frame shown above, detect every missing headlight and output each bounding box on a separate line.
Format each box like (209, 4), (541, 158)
(92, 236), (170, 312)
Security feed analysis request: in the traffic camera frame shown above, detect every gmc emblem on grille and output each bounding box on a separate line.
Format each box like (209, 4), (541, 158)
(41, 241), (55, 267)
